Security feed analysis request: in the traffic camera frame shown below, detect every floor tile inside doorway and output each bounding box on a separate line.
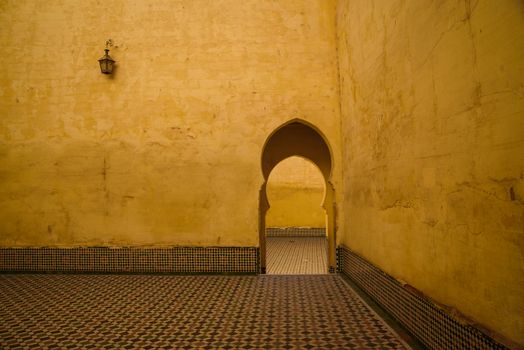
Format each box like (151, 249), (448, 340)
(266, 236), (328, 274)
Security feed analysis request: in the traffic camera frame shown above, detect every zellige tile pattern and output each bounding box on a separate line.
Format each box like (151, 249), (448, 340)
(266, 227), (326, 237)
(0, 274), (410, 349)
(337, 245), (510, 350)
(0, 247), (258, 274)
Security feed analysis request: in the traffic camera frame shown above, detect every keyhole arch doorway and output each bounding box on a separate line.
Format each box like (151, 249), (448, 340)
(259, 119), (336, 274)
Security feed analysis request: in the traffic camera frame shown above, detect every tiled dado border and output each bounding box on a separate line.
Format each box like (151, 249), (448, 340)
(0, 247), (259, 274)
(337, 245), (512, 350)
(266, 227), (326, 237)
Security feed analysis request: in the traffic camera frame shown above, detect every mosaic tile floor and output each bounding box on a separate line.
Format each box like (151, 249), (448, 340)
(266, 237), (328, 274)
(0, 274), (411, 349)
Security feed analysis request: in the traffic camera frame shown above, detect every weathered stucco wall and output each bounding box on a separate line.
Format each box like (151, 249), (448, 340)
(337, 0), (524, 344)
(266, 156), (325, 228)
(0, 0), (342, 247)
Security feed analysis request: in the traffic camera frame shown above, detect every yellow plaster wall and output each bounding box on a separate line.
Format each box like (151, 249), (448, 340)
(266, 156), (325, 228)
(0, 0), (342, 247)
(337, 0), (524, 344)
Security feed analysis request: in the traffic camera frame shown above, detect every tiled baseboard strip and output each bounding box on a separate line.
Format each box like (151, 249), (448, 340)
(266, 227), (326, 237)
(337, 245), (511, 350)
(0, 247), (259, 274)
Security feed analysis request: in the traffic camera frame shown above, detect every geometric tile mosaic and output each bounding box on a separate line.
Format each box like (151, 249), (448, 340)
(0, 274), (411, 349)
(0, 247), (258, 274)
(267, 227), (326, 237)
(337, 245), (511, 350)
(266, 237), (328, 274)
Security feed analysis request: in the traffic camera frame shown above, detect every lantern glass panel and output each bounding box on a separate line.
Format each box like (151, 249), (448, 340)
(99, 59), (113, 74)
(99, 48), (114, 74)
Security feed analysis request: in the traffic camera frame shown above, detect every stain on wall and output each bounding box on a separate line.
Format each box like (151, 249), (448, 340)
(337, 0), (524, 344)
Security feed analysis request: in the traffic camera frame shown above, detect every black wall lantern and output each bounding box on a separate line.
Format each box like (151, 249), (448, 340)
(98, 40), (115, 74)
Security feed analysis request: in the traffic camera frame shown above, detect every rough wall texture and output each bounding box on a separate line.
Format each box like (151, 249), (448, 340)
(0, 0), (342, 247)
(337, 0), (524, 345)
(266, 156), (325, 228)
